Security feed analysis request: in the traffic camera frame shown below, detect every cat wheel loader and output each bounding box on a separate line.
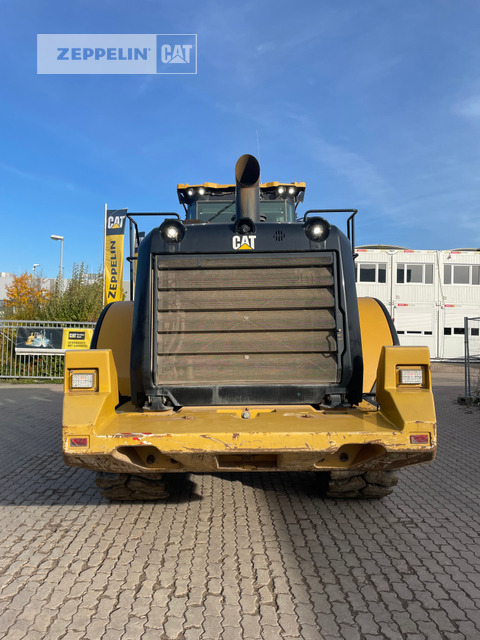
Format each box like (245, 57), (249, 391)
(63, 155), (436, 500)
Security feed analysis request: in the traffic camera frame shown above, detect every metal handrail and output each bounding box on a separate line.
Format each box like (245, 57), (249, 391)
(303, 209), (358, 257)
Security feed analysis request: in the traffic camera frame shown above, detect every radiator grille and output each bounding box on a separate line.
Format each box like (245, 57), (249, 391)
(155, 253), (338, 386)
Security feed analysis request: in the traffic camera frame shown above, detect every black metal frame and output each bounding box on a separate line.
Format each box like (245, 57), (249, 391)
(126, 212), (182, 300)
(130, 221), (364, 409)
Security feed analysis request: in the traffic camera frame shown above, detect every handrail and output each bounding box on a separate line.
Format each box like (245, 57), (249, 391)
(126, 212), (182, 300)
(303, 209), (358, 258)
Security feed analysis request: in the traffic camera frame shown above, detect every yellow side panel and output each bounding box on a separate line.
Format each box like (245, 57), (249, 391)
(376, 345), (437, 429)
(96, 301), (133, 397)
(63, 349), (119, 428)
(358, 298), (396, 394)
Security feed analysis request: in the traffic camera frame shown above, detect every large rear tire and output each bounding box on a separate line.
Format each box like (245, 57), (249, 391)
(95, 472), (169, 501)
(325, 469), (398, 499)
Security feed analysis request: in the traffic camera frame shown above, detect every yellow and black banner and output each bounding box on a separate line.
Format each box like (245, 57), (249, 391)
(104, 208), (127, 305)
(16, 327), (94, 354)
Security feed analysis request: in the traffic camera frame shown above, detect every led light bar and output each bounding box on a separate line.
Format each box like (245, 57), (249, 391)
(70, 371), (96, 389)
(399, 369), (423, 385)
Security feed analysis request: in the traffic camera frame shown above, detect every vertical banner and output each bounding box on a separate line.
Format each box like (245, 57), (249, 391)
(104, 208), (127, 305)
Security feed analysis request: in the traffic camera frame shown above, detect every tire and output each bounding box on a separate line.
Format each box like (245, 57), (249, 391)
(95, 472), (169, 501)
(325, 469), (398, 499)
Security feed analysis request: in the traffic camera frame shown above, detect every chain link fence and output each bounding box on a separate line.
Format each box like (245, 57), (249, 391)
(0, 320), (96, 380)
(462, 316), (480, 405)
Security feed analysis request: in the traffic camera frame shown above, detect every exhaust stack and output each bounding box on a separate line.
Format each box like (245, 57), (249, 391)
(235, 154), (261, 223)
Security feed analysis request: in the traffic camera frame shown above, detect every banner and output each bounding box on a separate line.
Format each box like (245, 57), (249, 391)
(104, 208), (127, 305)
(16, 328), (94, 355)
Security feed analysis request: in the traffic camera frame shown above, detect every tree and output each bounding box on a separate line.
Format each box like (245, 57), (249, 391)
(41, 262), (103, 322)
(4, 272), (50, 319)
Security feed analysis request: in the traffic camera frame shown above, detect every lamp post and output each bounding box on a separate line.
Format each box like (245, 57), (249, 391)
(50, 235), (64, 279)
(32, 264), (40, 273)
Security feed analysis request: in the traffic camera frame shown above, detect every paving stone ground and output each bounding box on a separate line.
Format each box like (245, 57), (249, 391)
(0, 371), (479, 640)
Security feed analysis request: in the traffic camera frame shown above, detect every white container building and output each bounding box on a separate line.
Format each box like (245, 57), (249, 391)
(353, 246), (480, 359)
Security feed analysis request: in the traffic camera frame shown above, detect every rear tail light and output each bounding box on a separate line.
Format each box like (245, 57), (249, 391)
(410, 434), (429, 444)
(69, 437), (88, 447)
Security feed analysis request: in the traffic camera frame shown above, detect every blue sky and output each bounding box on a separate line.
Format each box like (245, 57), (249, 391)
(1, 1), (480, 279)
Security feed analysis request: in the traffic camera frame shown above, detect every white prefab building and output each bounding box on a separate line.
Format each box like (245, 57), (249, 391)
(353, 247), (480, 359)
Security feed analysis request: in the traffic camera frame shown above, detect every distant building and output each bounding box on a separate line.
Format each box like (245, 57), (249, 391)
(0, 272), (14, 316)
(354, 247), (480, 359)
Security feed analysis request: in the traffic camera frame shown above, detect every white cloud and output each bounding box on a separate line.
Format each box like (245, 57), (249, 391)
(281, 110), (392, 211)
(0, 162), (85, 193)
(454, 95), (480, 119)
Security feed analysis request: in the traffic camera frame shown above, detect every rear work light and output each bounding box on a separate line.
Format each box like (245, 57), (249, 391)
(397, 367), (425, 386)
(160, 219), (185, 244)
(304, 216), (330, 242)
(70, 370), (97, 390)
(410, 434), (429, 445)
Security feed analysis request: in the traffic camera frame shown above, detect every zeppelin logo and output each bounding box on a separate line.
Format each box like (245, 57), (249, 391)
(107, 240), (119, 299)
(232, 235), (256, 250)
(37, 34), (197, 75)
(57, 47), (148, 61)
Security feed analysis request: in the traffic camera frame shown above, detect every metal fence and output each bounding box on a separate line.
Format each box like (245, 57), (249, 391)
(463, 316), (480, 405)
(0, 319), (96, 380)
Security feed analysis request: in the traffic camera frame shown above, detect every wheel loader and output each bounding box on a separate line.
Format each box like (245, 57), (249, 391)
(63, 154), (436, 500)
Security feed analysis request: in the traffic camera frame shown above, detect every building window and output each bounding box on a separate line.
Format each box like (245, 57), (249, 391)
(444, 264), (480, 285)
(473, 266), (480, 285)
(356, 263), (387, 283)
(397, 329), (432, 335)
(445, 326), (479, 336)
(397, 263), (433, 284)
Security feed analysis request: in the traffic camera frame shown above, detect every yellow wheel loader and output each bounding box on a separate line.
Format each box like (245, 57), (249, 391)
(63, 155), (436, 500)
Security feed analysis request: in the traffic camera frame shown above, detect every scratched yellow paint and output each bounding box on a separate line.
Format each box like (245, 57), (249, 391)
(63, 346), (436, 475)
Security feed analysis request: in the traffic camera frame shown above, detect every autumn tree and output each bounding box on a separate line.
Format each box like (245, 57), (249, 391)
(4, 272), (50, 319)
(41, 262), (103, 322)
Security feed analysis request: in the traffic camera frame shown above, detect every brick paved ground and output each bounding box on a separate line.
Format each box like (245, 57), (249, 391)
(0, 373), (479, 640)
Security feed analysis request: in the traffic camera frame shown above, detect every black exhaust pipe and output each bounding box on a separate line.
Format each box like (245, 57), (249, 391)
(235, 154), (260, 223)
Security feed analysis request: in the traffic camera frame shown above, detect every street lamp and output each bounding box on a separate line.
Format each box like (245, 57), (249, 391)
(50, 235), (64, 278)
(32, 264), (40, 273)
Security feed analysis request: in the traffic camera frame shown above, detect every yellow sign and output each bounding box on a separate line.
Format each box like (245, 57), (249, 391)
(62, 329), (94, 350)
(15, 327), (94, 354)
(104, 208), (127, 305)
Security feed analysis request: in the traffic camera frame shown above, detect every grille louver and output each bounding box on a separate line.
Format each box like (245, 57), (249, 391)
(155, 253), (338, 386)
